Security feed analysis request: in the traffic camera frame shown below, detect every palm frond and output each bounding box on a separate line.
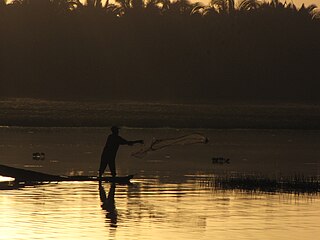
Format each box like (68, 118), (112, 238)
(238, 0), (261, 11)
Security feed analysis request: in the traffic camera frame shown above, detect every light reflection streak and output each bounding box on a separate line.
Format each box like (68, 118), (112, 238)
(0, 176), (15, 182)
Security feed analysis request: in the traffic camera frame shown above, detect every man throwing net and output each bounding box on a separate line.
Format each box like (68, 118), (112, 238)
(99, 126), (143, 178)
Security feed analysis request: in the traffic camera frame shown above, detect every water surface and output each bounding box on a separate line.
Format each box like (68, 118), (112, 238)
(0, 127), (319, 239)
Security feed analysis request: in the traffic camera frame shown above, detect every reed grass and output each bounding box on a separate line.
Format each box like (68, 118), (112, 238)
(201, 174), (320, 194)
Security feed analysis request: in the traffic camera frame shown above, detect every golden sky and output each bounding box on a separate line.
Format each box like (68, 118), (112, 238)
(273, 0), (319, 6)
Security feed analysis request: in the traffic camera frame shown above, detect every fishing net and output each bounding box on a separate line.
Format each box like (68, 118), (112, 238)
(131, 133), (209, 158)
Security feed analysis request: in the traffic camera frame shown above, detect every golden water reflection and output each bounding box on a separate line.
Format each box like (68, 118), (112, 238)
(0, 179), (319, 240)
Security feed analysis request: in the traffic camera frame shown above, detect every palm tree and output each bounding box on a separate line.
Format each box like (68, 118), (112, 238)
(85, 0), (103, 8)
(312, 7), (320, 19)
(190, 2), (205, 16)
(298, 3), (318, 18)
(114, 0), (130, 15)
(131, 0), (144, 9)
(269, 0), (285, 9)
(162, 0), (200, 16)
(209, 0), (235, 15)
(0, 0), (7, 7)
(228, 0), (234, 13)
(50, 0), (80, 12)
(238, 0), (261, 11)
(144, 0), (161, 16)
(156, 0), (170, 12)
(0, 0), (8, 13)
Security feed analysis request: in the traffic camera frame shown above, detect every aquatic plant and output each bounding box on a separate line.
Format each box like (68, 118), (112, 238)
(201, 173), (320, 194)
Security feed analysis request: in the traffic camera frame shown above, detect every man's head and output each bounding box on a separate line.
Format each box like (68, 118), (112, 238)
(111, 126), (120, 135)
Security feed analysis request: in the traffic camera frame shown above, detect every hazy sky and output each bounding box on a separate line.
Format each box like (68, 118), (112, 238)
(290, 0), (320, 7)
(271, 0), (319, 7)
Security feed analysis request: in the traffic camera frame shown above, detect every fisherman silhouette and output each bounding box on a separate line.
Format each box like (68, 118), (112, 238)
(99, 126), (143, 178)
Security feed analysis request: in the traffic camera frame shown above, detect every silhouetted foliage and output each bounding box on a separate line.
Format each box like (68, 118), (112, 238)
(203, 174), (320, 194)
(0, 0), (319, 102)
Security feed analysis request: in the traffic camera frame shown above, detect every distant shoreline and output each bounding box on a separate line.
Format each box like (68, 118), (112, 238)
(1, 98), (319, 129)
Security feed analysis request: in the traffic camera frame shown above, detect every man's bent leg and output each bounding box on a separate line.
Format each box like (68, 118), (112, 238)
(99, 159), (108, 178)
(108, 160), (117, 177)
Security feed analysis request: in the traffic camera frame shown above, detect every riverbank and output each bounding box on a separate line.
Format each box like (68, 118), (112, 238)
(0, 98), (319, 129)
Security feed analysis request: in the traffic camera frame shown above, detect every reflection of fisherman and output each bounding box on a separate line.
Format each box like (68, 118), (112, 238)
(99, 126), (143, 178)
(99, 182), (117, 227)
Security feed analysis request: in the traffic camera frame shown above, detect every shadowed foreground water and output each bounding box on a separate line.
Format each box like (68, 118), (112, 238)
(0, 127), (319, 239)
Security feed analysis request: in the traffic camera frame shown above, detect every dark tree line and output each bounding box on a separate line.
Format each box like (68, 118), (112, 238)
(0, 0), (319, 102)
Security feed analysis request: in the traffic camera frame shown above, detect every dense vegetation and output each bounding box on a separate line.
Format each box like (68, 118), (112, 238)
(0, 0), (319, 102)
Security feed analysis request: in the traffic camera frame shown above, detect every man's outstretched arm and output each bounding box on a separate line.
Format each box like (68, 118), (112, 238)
(118, 136), (143, 145)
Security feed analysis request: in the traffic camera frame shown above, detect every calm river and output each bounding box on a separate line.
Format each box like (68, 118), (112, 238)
(0, 127), (319, 240)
